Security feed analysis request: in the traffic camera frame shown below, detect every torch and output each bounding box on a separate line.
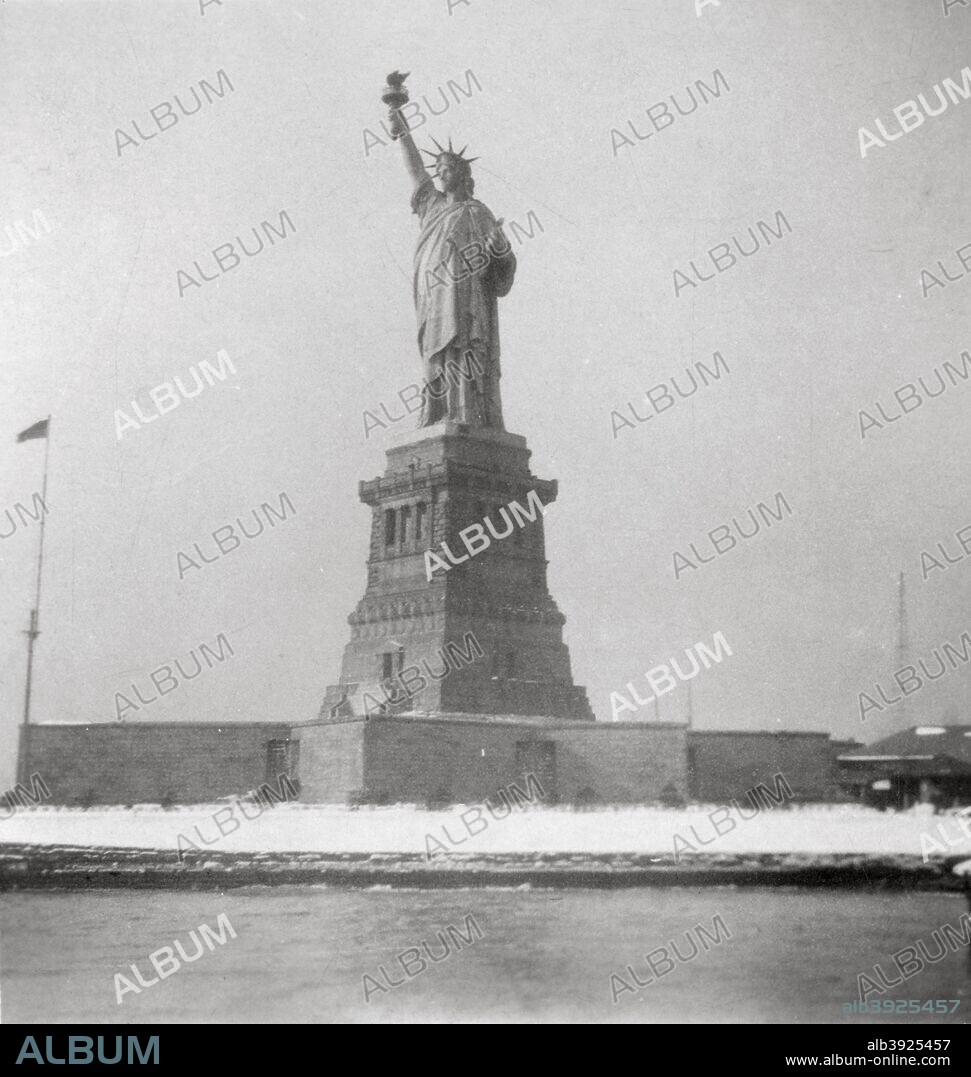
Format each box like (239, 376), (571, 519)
(382, 70), (410, 139)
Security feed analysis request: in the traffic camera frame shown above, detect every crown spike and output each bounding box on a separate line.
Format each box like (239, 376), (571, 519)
(421, 148), (439, 158)
(431, 137), (445, 153)
(448, 136), (454, 152)
(458, 145), (468, 157)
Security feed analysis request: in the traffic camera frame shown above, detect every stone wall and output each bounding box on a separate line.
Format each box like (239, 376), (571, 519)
(19, 720), (853, 809)
(553, 723), (687, 803)
(291, 719), (365, 803)
(359, 716), (687, 805)
(20, 722), (291, 806)
(687, 731), (850, 803)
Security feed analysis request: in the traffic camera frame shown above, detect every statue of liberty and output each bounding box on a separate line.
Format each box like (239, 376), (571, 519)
(384, 72), (516, 429)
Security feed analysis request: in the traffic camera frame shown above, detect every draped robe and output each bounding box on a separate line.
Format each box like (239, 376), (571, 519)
(411, 177), (516, 427)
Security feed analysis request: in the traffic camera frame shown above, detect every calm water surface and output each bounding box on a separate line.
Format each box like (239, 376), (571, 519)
(1, 888), (969, 1023)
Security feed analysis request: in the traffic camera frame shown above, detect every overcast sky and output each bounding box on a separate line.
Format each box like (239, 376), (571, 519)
(1, 0), (968, 787)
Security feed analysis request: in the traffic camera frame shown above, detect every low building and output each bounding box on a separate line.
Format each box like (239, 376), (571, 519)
(837, 724), (971, 810)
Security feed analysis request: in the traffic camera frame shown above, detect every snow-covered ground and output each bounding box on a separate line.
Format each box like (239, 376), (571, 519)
(1, 801), (969, 861)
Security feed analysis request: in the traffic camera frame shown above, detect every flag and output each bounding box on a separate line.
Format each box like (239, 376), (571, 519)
(16, 419), (49, 443)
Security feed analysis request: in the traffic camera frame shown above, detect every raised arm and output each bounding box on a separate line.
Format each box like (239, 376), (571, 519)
(389, 109), (427, 189)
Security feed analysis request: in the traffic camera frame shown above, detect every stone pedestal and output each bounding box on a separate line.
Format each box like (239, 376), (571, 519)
(321, 423), (594, 721)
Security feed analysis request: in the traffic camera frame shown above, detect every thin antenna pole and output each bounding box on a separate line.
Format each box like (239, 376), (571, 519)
(17, 416), (51, 786)
(897, 571), (908, 733)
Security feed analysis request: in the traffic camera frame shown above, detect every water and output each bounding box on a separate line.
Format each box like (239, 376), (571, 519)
(1, 889), (968, 1023)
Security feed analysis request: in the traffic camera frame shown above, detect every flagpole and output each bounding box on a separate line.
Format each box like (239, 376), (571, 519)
(17, 415), (51, 787)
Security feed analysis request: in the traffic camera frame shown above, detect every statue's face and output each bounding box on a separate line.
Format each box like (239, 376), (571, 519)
(436, 155), (468, 193)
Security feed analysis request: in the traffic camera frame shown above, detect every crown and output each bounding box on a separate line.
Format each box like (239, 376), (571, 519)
(421, 137), (479, 171)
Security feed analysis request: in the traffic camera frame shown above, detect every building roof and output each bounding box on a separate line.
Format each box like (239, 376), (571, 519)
(839, 725), (971, 773)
